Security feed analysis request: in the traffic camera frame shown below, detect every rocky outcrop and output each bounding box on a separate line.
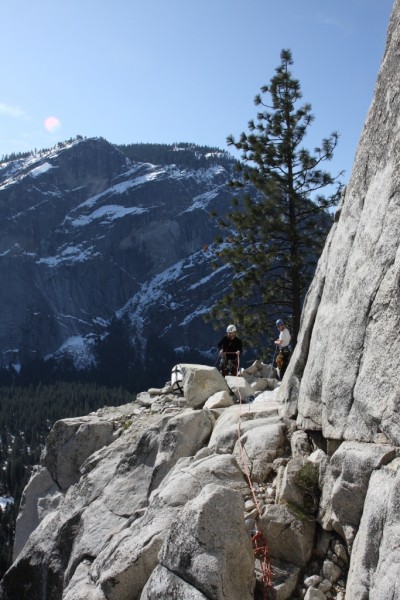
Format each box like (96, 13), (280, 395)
(345, 458), (400, 599)
(280, 0), (400, 448)
(142, 484), (255, 600)
(318, 442), (396, 550)
(0, 370), (297, 600)
(0, 361), (399, 600)
(180, 364), (231, 408)
(274, 0), (400, 598)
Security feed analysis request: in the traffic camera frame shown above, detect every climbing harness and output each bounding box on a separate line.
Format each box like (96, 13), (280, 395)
(216, 332), (242, 376)
(216, 348), (241, 377)
(225, 351), (240, 376)
(276, 346), (291, 379)
(219, 354), (239, 376)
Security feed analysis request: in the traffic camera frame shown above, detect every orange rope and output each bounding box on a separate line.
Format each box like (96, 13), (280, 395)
(235, 375), (273, 598)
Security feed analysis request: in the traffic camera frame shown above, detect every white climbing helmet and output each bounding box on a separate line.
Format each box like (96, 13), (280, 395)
(226, 324), (237, 333)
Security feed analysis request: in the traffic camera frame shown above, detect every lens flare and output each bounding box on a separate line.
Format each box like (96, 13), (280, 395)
(44, 116), (61, 132)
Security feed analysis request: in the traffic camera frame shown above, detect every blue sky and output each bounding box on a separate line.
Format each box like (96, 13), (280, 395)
(0, 0), (394, 184)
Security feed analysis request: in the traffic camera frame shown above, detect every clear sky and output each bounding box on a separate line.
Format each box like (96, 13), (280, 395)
(0, 0), (394, 184)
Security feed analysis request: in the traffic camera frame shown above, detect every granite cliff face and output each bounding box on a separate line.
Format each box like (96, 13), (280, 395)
(277, 0), (400, 595)
(0, 139), (237, 380)
(279, 0), (400, 447)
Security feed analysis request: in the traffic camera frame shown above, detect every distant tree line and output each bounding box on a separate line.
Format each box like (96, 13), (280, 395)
(117, 142), (235, 169)
(0, 315), (210, 394)
(0, 136), (85, 164)
(1, 139), (234, 172)
(0, 150), (32, 163)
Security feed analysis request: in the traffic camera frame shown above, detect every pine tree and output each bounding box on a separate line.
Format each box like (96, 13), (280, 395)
(209, 49), (342, 353)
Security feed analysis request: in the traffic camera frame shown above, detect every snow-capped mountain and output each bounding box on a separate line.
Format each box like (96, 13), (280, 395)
(0, 137), (238, 386)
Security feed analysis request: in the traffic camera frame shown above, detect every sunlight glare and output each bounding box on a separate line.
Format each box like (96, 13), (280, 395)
(44, 116), (61, 132)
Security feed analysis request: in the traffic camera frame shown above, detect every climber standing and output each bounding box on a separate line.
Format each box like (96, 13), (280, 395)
(274, 319), (291, 381)
(218, 324), (243, 376)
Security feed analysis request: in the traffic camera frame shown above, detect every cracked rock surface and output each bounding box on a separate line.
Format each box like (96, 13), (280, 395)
(280, 0), (400, 447)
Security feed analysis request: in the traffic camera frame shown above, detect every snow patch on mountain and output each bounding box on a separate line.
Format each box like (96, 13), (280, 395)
(179, 305), (210, 326)
(37, 245), (101, 267)
(188, 264), (229, 291)
(0, 496), (14, 510)
(71, 166), (167, 213)
(49, 335), (96, 370)
(118, 257), (196, 351)
(183, 189), (220, 213)
(70, 205), (148, 227)
(0, 139), (83, 189)
(29, 162), (54, 177)
(166, 164), (228, 185)
(120, 262), (183, 317)
(118, 244), (227, 358)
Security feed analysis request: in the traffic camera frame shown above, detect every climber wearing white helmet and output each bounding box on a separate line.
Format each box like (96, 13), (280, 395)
(274, 319), (291, 380)
(217, 324), (243, 376)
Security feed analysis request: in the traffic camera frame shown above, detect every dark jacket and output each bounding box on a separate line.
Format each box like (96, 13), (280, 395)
(217, 335), (243, 358)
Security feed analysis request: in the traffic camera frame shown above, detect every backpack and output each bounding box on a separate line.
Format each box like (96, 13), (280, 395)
(171, 364), (184, 394)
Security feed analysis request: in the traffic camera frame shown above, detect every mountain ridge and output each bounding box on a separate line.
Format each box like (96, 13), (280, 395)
(0, 137), (241, 389)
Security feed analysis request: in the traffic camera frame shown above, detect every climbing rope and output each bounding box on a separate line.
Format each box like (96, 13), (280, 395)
(235, 373), (273, 599)
(217, 350), (241, 376)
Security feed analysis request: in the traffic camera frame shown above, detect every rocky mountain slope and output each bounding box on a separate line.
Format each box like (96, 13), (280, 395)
(1, 1), (400, 599)
(0, 139), (239, 385)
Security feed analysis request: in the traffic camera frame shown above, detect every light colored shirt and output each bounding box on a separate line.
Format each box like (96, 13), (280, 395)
(278, 328), (291, 348)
